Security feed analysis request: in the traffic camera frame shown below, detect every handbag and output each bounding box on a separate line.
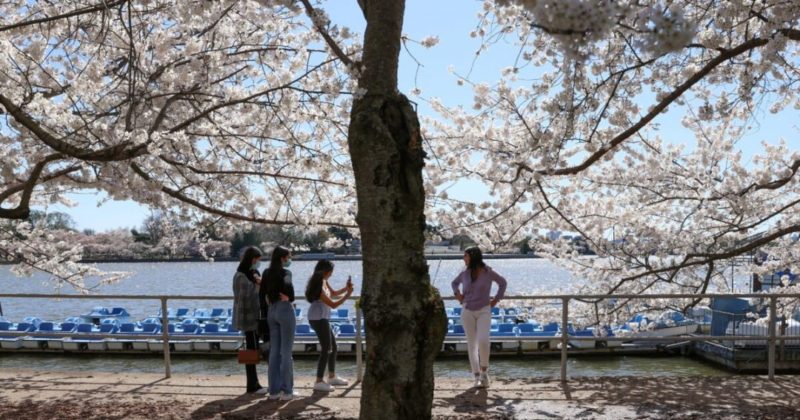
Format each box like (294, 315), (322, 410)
(237, 349), (260, 364)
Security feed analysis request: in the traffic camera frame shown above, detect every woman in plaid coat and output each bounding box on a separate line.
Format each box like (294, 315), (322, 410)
(232, 246), (267, 394)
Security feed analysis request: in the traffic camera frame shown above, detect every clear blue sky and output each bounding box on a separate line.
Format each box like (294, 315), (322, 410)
(46, 0), (797, 231)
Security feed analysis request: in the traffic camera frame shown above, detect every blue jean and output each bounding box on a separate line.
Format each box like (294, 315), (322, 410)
(267, 301), (296, 395)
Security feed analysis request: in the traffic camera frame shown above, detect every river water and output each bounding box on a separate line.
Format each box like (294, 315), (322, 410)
(0, 259), (577, 321)
(0, 259), (733, 378)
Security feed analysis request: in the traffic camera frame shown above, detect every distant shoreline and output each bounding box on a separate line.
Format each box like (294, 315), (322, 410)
(74, 253), (540, 263)
(0, 253), (541, 265)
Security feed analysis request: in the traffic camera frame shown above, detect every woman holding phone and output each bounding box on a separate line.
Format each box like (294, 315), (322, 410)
(305, 259), (353, 392)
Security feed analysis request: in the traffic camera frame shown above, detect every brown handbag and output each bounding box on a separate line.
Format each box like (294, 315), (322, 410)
(237, 349), (260, 364)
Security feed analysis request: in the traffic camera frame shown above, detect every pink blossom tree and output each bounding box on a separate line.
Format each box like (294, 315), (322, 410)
(2, 1), (800, 418)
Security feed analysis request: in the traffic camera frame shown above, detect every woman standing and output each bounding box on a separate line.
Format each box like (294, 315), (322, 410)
(232, 246), (267, 394)
(262, 246), (297, 400)
(451, 246), (507, 389)
(304, 260), (353, 392)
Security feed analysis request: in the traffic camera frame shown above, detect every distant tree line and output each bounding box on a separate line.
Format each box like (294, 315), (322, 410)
(9, 210), (363, 261)
(13, 211), (555, 262)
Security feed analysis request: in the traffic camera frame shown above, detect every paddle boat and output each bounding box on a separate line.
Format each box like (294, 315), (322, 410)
(62, 323), (114, 351)
(80, 307), (130, 325)
(490, 323), (520, 351)
(172, 324), (203, 352)
(616, 311), (698, 338)
(517, 321), (560, 350)
(147, 324), (177, 352)
(20, 320), (59, 350)
(333, 323), (365, 353)
(293, 324), (319, 352)
(0, 320), (36, 349)
(567, 325), (622, 349)
(218, 323), (243, 351)
(192, 323), (223, 351)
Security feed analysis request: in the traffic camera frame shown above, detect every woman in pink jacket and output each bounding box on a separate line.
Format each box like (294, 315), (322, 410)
(451, 246), (507, 389)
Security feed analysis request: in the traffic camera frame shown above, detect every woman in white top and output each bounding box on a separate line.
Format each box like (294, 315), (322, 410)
(304, 259), (353, 392)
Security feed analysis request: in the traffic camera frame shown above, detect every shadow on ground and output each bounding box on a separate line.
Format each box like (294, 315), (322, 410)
(3, 371), (800, 419)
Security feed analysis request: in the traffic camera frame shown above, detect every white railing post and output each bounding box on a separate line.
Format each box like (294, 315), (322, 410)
(161, 297), (171, 378)
(561, 297), (569, 382)
(355, 307), (363, 382)
(768, 296), (776, 380)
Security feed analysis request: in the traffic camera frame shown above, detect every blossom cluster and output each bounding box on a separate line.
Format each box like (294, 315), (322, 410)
(421, 0), (800, 322)
(0, 0), (361, 291)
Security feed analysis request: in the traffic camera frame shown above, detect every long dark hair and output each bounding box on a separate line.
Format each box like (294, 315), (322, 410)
(264, 245), (291, 288)
(465, 246), (486, 279)
(236, 246), (262, 283)
(305, 260), (334, 302)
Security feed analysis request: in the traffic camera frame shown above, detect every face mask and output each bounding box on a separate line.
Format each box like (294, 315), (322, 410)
(251, 261), (260, 271)
(283, 259), (292, 268)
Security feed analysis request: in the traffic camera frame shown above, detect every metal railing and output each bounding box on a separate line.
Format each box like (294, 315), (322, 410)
(2, 292), (799, 382)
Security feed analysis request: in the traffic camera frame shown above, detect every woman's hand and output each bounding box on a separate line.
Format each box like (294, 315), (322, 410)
(455, 292), (464, 304)
(279, 293), (290, 302)
(490, 298), (499, 307)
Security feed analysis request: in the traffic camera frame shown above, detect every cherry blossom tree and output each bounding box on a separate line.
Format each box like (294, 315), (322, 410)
(0, 0), (356, 286)
(426, 0), (800, 320)
(0, 1), (444, 417)
(4, 0), (800, 418)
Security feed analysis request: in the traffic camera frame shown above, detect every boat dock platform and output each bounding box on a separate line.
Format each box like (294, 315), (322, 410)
(692, 340), (800, 372)
(3, 291), (800, 380)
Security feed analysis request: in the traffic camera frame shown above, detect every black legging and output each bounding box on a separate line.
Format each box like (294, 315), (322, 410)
(244, 330), (261, 392)
(309, 319), (337, 379)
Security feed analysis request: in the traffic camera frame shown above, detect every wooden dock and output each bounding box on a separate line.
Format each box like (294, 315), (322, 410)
(692, 340), (800, 372)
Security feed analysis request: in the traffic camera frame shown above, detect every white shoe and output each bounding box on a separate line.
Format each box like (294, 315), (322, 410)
(328, 377), (349, 386)
(254, 388), (270, 395)
(479, 372), (490, 388)
(279, 391), (300, 401)
(313, 382), (334, 392)
(472, 376), (482, 388)
(267, 393), (281, 400)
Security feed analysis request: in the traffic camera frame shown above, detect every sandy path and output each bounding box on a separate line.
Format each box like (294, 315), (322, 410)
(1, 369), (799, 419)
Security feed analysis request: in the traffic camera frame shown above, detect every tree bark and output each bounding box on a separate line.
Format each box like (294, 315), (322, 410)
(348, 1), (448, 419)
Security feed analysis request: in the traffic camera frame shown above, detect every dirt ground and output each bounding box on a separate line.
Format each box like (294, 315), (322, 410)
(1, 369), (799, 419)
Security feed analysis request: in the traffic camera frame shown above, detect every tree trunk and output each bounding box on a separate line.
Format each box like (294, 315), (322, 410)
(348, 2), (448, 419)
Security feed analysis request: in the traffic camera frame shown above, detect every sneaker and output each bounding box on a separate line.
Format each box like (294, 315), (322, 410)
(313, 382), (334, 392)
(267, 393), (281, 400)
(479, 372), (490, 388)
(254, 388), (270, 395)
(279, 391), (300, 401)
(328, 377), (349, 386)
(472, 376), (482, 388)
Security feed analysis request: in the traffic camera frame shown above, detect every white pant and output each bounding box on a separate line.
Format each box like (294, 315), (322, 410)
(461, 305), (491, 374)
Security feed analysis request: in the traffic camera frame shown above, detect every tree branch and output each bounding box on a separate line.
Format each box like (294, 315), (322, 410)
(0, 154), (67, 219)
(0, 93), (148, 162)
(300, 0), (355, 68)
(158, 155), (352, 188)
(519, 36), (776, 177)
(129, 163), (356, 228)
(0, 0), (126, 33)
